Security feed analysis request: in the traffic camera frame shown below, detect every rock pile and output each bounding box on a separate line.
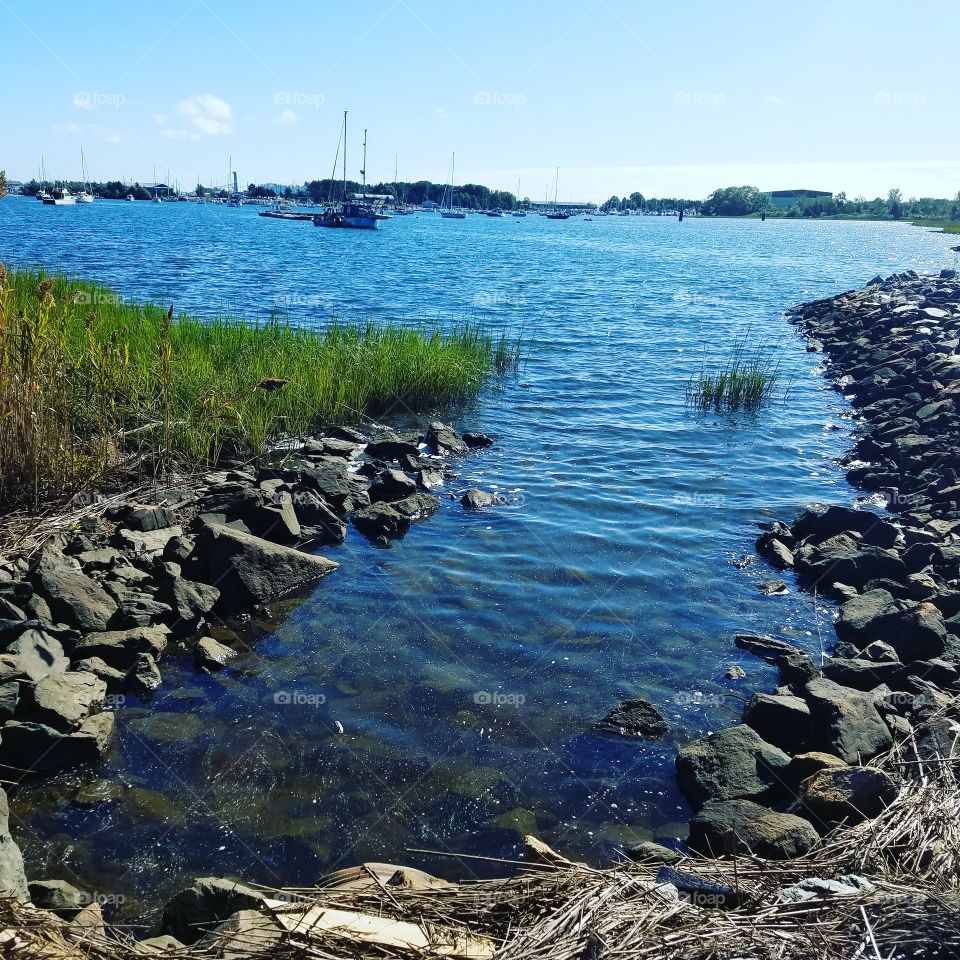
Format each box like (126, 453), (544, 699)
(677, 269), (960, 858)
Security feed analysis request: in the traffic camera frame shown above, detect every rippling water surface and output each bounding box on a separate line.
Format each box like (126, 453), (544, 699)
(1, 199), (956, 918)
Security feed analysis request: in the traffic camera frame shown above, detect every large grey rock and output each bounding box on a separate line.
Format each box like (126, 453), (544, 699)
(835, 589), (898, 646)
(871, 603), (947, 662)
(194, 637), (237, 671)
(28, 879), (88, 916)
(0, 713), (114, 780)
(351, 503), (411, 541)
(6, 628), (69, 682)
(163, 578), (220, 636)
(34, 566), (117, 632)
(160, 877), (267, 944)
(802, 678), (893, 763)
(743, 693), (811, 753)
(426, 421), (468, 455)
(792, 506), (899, 548)
(800, 766), (898, 829)
(734, 634), (817, 684)
(0, 789), (27, 900)
(689, 799), (820, 859)
(364, 438), (421, 462)
(461, 488), (495, 510)
(368, 469), (417, 503)
(676, 724), (791, 809)
(196, 522), (337, 612)
(73, 626), (169, 671)
(27, 670), (106, 732)
(126, 504), (177, 532)
(291, 490), (347, 544)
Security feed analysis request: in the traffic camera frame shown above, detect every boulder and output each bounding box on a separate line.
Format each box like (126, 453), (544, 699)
(73, 626), (169, 671)
(194, 637), (237, 671)
(742, 693), (811, 753)
(800, 766), (898, 828)
(426, 421), (469, 455)
(195, 522), (337, 612)
(28, 879), (88, 916)
(675, 724), (791, 809)
(734, 634), (817, 685)
(368, 469), (417, 503)
(291, 490), (347, 544)
(463, 431), (494, 448)
(872, 603), (947, 662)
(0, 789), (27, 900)
(391, 493), (441, 520)
(689, 799), (820, 859)
(26, 670), (106, 732)
(73, 656), (127, 687)
(0, 713), (114, 780)
(802, 678), (893, 763)
(34, 566), (117, 632)
(791, 506), (898, 548)
(461, 488), (496, 510)
(162, 578), (220, 636)
(784, 751), (847, 788)
(835, 589), (898, 646)
(596, 697), (669, 738)
(6, 628), (69, 682)
(160, 877), (267, 945)
(126, 504), (177, 532)
(351, 503), (411, 541)
(0, 682), (18, 723)
(625, 841), (680, 864)
(822, 657), (904, 691)
(364, 438), (421, 462)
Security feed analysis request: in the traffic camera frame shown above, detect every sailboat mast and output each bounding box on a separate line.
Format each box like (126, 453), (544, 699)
(342, 111), (347, 202)
(361, 128), (367, 198)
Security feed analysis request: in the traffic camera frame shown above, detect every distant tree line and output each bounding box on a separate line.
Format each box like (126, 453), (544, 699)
(0, 171), (6, 200)
(600, 192), (702, 215)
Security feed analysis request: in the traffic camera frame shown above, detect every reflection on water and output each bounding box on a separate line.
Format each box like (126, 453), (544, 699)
(1, 200), (955, 918)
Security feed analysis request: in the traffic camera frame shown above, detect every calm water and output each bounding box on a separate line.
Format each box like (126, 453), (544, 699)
(1, 198), (956, 920)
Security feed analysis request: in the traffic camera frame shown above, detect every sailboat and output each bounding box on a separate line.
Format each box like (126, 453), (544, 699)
(545, 168), (570, 219)
(439, 154), (466, 218)
(75, 149), (94, 203)
(511, 177), (527, 217)
(42, 185), (76, 205)
(36, 158), (50, 202)
(313, 112), (384, 230)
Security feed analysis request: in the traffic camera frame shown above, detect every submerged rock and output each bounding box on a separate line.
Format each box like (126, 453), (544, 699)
(461, 488), (496, 510)
(161, 877), (268, 945)
(0, 713), (114, 780)
(596, 697), (669, 738)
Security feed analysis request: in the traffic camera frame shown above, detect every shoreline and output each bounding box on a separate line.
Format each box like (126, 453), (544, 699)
(1, 269), (959, 954)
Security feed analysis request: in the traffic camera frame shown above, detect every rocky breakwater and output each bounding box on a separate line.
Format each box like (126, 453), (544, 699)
(672, 268), (960, 862)
(0, 419), (495, 900)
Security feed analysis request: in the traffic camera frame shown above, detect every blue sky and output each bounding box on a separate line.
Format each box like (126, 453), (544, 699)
(2, 0), (957, 201)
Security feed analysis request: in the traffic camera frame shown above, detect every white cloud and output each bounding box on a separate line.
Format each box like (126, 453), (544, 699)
(162, 127), (199, 140)
(277, 109), (297, 124)
(152, 113), (168, 125)
(51, 122), (83, 134)
(433, 106), (453, 120)
(764, 95), (783, 105)
(175, 94), (233, 135)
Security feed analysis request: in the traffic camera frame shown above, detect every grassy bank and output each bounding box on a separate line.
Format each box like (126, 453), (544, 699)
(912, 218), (960, 234)
(0, 266), (520, 509)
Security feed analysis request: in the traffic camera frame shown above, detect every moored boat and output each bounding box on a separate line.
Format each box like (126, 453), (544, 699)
(42, 187), (76, 206)
(313, 112), (384, 230)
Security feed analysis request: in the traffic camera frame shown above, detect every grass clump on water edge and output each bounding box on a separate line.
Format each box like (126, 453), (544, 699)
(686, 337), (783, 413)
(0, 266), (522, 509)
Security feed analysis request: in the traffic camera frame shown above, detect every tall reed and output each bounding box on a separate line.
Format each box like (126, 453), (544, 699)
(686, 337), (783, 413)
(0, 267), (521, 509)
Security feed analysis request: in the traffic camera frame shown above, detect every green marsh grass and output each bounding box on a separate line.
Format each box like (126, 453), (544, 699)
(687, 338), (783, 413)
(912, 219), (960, 235)
(0, 266), (521, 508)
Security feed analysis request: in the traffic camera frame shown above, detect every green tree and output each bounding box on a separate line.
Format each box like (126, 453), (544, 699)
(0, 170), (6, 199)
(701, 186), (769, 216)
(195, 183), (205, 198)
